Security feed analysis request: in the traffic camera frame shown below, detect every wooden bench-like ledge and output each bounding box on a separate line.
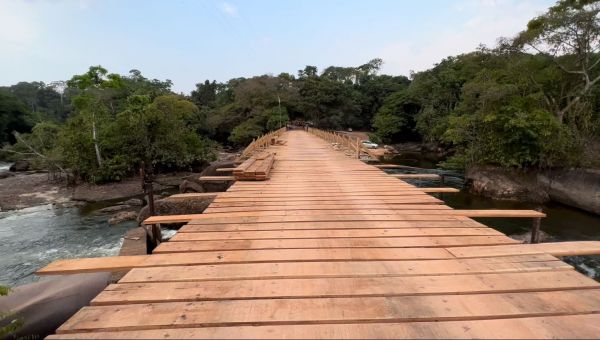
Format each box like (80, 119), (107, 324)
(199, 176), (236, 181)
(142, 209), (546, 225)
(391, 174), (441, 179)
(36, 241), (600, 275)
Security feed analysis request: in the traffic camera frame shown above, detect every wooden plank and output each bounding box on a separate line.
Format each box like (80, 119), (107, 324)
(213, 195), (439, 203)
(37, 248), (456, 275)
(391, 174), (441, 179)
(179, 220), (484, 232)
(209, 198), (444, 207)
(168, 193), (219, 199)
(184, 214), (471, 225)
(216, 168), (236, 172)
(93, 270), (598, 305)
(119, 254), (570, 283)
(153, 236), (519, 253)
(203, 204), (452, 213)
(46, 314), (600, 339)
(449, 241), (600, 258)
(372, 164), (409, 169)
(171, 227), (504, 240)
(143, 209), (544, 224)
(199, 176), (236, 181)
(56, 290), (600, 333)
(421, 187), (460, 193)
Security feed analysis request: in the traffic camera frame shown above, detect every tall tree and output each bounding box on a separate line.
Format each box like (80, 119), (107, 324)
(514, 0), (600, 122)
(67, 66), (123, 167)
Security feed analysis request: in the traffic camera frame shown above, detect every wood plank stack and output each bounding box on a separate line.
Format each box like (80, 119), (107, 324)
(232, 151), (275, 181)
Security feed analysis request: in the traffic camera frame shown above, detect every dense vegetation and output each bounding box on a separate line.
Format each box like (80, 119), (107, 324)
(1, 0), (598, 183)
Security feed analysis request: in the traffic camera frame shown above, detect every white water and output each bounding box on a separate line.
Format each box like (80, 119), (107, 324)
(0, 204), (136, 286)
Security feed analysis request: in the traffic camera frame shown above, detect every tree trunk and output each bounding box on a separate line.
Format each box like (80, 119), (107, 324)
(142, 162), (161, 251)
(92, 112), (103, 167)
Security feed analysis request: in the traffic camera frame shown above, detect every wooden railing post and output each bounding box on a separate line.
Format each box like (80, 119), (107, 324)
(530, 206), (543, 244)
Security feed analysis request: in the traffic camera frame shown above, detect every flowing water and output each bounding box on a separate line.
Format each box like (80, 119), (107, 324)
(0, 161), (10, 172)
(385, 153), (600, 280)
(0, 203), (137, 287)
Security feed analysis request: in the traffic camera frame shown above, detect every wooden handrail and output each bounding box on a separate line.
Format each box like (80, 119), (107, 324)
(307, 127), (372, 159)
(238, 127), (286, 161)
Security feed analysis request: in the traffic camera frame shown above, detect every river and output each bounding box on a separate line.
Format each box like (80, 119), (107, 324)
(384, 154), (600, 280)
(0, 204), (137, 286)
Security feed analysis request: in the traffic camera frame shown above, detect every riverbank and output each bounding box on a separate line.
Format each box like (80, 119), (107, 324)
(466, 166), (600, 215)
(0, 171), (201, 211)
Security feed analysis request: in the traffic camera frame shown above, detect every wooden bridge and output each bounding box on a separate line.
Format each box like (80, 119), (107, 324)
(40, 130), (600, 338)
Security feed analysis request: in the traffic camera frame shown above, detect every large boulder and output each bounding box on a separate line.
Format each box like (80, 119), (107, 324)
(200, 160), (237, 177)
(179, 160), (237, 193)
(0, 171), (15, 179)
(465, 166), (549, 203)
(538, 168), (600, 215)
(108, 211), (138, 225)
(180, 179), (205, 193)
(465, 166), (600, 215)
(122, 198), (144, 206)
(0, 273), (110, 339)
(9, 160), (29, 172)
(137, 195), (214, 224)
(96, 204), (133, 214)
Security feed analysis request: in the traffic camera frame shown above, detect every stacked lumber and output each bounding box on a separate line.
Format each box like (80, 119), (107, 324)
(233, 151), (275, 181)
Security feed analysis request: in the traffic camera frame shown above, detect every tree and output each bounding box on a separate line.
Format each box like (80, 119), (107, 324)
(191, 80), (218, 108)
(372, 89), (419, 143)
(0, 91), (32, 145)
(514, 0), (600, 122)
(67, 66), (124, 167)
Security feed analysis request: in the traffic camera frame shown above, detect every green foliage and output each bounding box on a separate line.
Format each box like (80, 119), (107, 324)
(0, 91), (33, 145)
(0, 286), (24, 339)
(266, 107), (290, 131)
(229, 118), (265, 145)
(4, 0), (600, 181)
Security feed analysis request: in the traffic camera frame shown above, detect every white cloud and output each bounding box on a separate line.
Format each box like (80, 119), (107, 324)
(379, 0), (550, 76)
(220, 2), (238, 17)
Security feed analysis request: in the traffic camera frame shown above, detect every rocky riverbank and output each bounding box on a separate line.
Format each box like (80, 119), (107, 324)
(466, 166), (600, 215)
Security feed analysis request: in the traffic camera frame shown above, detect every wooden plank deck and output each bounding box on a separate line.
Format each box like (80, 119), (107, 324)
(46, 130), (600, 339)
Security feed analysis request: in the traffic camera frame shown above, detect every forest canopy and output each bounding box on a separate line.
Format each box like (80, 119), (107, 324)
(1, 0), (598, 182)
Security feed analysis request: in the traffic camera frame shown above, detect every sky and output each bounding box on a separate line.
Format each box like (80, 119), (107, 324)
(1, 0), (555, 93)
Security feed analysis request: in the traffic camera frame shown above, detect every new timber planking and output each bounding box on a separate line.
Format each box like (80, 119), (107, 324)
(42, 130), (600, 339)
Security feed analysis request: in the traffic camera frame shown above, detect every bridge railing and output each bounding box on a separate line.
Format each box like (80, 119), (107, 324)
(238, 127), (286, 160)
(307, 127), (374, 159)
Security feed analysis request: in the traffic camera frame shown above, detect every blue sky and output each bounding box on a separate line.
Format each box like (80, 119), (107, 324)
(1, 0), (555, 93)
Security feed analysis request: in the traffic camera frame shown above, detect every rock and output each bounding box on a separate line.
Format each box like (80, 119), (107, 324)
(509, 230), (552, 243)
(0, 171), (15, 179)
(137, 196), (213, 225)
(97, 204), (133, 214)
(179, 160), (237, 193)
(108, 211), (138, 225)
(200, 160), (238, 177)
(180, 179), (205, 193)
(465, 166), (549, 203)
(119, 227), (147, 255)
(121, 198), (144, 206)
(466, 166), (600, 215)
(383, 145), (398, 153)
(217, 152), (237, 162)
(9, 160), (30, 172)
(538, 168), (600, 215)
